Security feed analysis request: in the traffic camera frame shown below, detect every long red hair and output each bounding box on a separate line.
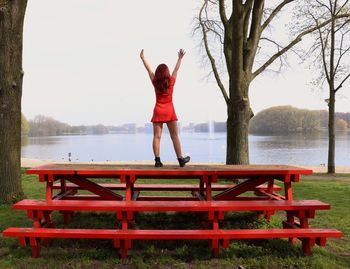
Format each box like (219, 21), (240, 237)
(154, 64), (170, 92)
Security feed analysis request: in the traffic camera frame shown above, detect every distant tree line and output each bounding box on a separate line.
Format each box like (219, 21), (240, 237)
(249, 106), (349, 135)
(22, 108), (349, 137)
(26, 115), (111, 137)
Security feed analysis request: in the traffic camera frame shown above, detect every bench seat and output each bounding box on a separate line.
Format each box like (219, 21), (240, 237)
(2, 227), (343, 258)
(13, 199), (330, 212)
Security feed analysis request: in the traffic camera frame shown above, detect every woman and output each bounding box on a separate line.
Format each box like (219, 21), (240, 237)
(140, 49), (190, 167)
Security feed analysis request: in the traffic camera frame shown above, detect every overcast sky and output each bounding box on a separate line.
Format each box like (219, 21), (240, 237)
(22, 0), (350, 126)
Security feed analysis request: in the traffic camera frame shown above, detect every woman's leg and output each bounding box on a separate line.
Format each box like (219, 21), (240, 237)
(166, 121), (182, 158)
(153, 122), (163, 157)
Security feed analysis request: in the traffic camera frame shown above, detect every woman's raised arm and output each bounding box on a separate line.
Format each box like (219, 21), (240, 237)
(140, 49), (155, 81)
(172, 49), (185, 79)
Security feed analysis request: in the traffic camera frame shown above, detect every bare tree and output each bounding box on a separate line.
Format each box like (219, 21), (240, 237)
(0, 0), (28, 203)
(298, 1), (350, 174)
(195, 0), (350, 164)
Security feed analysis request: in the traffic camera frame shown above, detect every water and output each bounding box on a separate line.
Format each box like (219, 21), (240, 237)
(21, 131), (350, 165)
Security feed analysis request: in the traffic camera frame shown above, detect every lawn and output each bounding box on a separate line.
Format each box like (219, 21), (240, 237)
(0, 170), (349, 269)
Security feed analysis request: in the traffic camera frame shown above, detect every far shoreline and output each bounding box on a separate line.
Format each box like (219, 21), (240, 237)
(20, 158), (350, 173)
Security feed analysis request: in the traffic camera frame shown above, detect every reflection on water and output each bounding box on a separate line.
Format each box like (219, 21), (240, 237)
(21, 131), (350, 165)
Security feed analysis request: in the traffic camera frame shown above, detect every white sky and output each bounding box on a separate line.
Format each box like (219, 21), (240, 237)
(22, 0), (350, 126)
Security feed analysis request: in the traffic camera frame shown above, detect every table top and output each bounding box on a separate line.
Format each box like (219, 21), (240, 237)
(26, 163), (313, 176)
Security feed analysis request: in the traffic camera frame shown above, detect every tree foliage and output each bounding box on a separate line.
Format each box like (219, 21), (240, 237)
(249, 106), (322, 134)
(336, 118), (348, 130)
(21, 113), (29, 136)
(28, 115), (71, 137)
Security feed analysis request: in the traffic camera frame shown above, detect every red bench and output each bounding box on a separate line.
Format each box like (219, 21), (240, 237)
(3, 227), (342, 258)
(4, 198), (339, 258)
(13, 199), (330, 223)
(13, 199), (330, 212)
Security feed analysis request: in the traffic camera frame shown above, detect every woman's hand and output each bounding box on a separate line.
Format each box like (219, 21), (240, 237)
(178, 49), (186, 59)
(140, 49), (145, 60)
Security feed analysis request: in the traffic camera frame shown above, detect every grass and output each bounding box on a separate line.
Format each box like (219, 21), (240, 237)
(0, 169), (349, 269)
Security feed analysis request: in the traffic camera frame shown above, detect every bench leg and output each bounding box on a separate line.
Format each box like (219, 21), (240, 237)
(211, 239), (219, 257)
(222, 239), (230, 248)
(316, 237), (327, 247)
(120, 239), (131, 259)
(30, 237), (41, 258)
(302, 238), (315, 256)
(19, 237), (27, 247)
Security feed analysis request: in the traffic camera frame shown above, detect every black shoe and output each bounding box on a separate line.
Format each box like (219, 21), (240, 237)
(154, 157), (163, 167)
(178, 156), (190, 167)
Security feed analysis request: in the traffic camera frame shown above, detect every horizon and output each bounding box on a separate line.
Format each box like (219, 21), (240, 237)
(24, 105), (350, 127)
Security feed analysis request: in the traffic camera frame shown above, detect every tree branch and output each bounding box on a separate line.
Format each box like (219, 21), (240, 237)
(200, 0), (229, 104)
(253, 13), (350, 79)
(336, 0), (350, 15)
(319, 26), (331, 83)
(334, 30), (350, 74)
(246, 0), (264, 72)
(335, 73), (350, 92)
(219, 0), (229, 28)
(262, 0), (295, 31)
(243, 0), (253, 41)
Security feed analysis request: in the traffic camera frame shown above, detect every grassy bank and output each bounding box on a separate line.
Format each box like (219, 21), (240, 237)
(0, 170), (349, 269)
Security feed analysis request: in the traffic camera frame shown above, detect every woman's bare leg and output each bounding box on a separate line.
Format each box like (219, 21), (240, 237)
(153, 122), (163, 157)
(166, 121), (182, 158)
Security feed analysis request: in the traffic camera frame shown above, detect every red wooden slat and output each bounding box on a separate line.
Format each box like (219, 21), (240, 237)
(26, 164), (312, 177)
(52, 183), (283, 191)
(2, 227), (342, 240)
(12, 199), (331, 212)
(136, 196), (200, 201)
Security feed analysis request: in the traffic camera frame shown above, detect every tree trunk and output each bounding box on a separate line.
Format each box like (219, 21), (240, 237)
(327, 87), (336, 174)
(0, 0), (27, 203)
(226, 82), (251, 164)
(327, 14), (336, 175)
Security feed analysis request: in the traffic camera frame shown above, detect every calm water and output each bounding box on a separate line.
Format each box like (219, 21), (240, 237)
(21, 132), (350, 165)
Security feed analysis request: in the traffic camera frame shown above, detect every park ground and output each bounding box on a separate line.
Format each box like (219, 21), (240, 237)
(0, 166), (349, 269)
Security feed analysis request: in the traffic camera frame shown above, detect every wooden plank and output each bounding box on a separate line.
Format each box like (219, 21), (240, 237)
(3, 227), (342, 240)
(13, 199), (331, 212)
(52, 183), (282, 191)
(136, 196), (200, 201)
(26, 164), (313, 177)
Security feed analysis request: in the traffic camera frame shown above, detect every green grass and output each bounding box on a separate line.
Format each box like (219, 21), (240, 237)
(0, 170), (349, 269)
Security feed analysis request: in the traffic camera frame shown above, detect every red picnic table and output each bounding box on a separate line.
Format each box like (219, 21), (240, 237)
(26, 163), (310, 201)
(2, 164), (342, 258)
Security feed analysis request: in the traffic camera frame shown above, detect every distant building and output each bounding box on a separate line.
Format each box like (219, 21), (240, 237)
(122, 123), (137, 133)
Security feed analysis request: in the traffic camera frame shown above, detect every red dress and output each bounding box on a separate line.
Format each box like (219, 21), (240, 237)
(151, 76), (178, 123)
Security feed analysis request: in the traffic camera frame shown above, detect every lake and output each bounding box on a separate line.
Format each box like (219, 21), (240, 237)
(21, 131), (350, 165)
